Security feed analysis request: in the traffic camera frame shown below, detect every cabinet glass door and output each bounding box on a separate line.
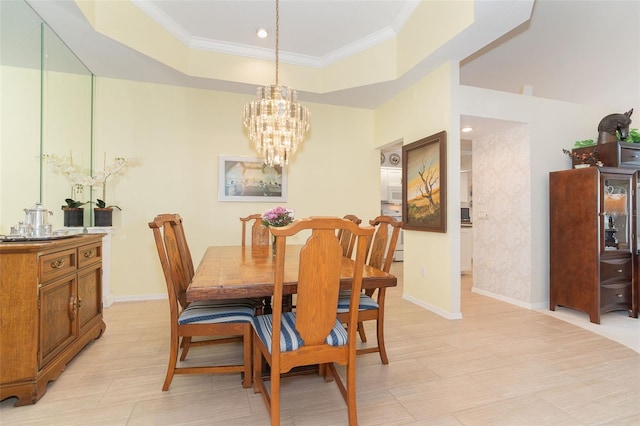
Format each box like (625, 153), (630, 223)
(602, 174), (632, 253)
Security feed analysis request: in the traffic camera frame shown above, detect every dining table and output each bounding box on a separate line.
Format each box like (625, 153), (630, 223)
(186, 244), (397, 303)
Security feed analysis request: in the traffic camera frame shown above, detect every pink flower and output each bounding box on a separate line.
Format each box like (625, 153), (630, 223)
(262, 207), (295, 227)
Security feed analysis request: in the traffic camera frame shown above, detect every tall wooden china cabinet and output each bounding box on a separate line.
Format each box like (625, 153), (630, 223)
(0, 234), (106, 406)
(550, 166), (639, 324)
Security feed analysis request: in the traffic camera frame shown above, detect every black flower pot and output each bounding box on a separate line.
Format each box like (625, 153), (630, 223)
(94, 208), (113, 227)
(63, 208), (84, 227)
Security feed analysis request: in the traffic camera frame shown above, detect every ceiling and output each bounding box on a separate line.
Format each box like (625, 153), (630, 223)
(17, 0), (640, 138)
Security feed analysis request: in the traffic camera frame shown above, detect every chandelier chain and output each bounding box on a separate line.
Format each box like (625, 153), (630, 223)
(275, 0), (279, 86)
(242, 0), (310, 167)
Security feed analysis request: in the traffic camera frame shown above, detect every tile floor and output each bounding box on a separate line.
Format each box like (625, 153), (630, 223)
(1, 265), (639, 425)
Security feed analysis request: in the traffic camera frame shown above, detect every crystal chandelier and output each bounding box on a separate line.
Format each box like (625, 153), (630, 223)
(243, 0), (310, 167)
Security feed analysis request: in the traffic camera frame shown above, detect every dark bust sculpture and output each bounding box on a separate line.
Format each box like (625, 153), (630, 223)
(597, 108), (633, 144)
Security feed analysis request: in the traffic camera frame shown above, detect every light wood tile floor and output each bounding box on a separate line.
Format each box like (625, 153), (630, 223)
(2, 264), (639, 425)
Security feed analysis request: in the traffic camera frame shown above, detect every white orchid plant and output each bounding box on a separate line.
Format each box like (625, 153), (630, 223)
(44, 153), (131, 210)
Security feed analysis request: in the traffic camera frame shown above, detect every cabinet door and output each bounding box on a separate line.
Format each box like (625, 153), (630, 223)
(460, 172), (469, 202)
(380, 168), (389, 200)
(601, 173), (634, 253)
(387, 169), (402, 186)
(39, 276), (77, 368)
(77, 264), (102, 335)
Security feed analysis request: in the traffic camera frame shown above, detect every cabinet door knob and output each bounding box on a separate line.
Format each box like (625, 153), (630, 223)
(617, 269), (623, 273)
(83, 250), (95, 258)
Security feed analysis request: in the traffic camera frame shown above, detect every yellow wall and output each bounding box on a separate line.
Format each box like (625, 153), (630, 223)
(0, 66), (40, 230)
(374, 62), (458, 316)
(93, 77), (379, 298)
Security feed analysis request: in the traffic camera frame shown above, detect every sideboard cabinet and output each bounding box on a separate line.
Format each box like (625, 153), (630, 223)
(0, 234), (106, 406)
(549, 166), (639, 323)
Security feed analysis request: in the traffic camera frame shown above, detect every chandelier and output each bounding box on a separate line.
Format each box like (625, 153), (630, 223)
(243, 0), (310, 167)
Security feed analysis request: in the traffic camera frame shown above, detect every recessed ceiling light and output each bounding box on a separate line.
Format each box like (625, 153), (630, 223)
(461, 127), (473, 133)
(256, 28), (269, 39)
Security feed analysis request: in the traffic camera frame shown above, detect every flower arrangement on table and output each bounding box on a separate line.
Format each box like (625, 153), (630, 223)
(262, 207), (295, 255)
(262, 207), (295, 228)
(562, 148), (603, 167)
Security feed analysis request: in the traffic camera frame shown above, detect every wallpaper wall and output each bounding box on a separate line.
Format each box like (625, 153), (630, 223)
(472, 125), (532, 304)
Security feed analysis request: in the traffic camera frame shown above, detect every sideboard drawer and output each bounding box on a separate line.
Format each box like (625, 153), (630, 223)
(600, 258), (632, 284)
(39, 249), (77, 283)
(619, 146), (640, 168)
(78, 242), (102, 269)
(600, 282), (632, 312)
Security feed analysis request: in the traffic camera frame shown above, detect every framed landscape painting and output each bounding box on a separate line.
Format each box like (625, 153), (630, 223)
(218, 156), (287, 202)
(402, 131), (447, 232)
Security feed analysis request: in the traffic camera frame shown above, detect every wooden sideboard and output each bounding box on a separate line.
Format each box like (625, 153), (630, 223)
(0, 234), (106, 406)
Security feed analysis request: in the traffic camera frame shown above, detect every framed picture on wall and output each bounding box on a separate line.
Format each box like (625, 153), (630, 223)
(218, 156), (287, 202)
(402, 131), (447, 232)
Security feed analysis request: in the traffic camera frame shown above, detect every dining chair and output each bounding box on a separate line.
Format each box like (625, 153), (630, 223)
(337, 215), (403, 365)
(240, 214), (270, 247)
(252, 217), (374, 426)
(240, 214), (277, 312)
(149, 213), (260, 390)
(337, 214), (362, 258)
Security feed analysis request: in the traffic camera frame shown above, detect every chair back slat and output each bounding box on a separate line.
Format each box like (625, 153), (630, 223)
(368, 215), (403, 273)
(337, 214), (362, 258)
(240, 214), (270, 246)
(149, 214), (194, 310)
(296, 229), (343, 345)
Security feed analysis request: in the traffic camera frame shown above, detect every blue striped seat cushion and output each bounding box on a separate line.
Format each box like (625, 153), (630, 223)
(336, 291), (379, 313)
(178, 299), (256, 325)
(252, 312), (348, 353)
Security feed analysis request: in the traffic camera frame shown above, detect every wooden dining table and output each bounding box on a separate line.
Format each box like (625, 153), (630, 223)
(186, 245), (397, 302)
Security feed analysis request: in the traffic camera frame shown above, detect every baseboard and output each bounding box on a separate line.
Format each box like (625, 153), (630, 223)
(471, 286), (546, 310)
(402, 294), (463, 320)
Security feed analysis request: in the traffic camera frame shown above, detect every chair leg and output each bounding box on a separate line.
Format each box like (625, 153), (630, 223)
(253, 333), (262, 394)
(162, 332), (179, 391)
(270, 365), (280, 426)
(242, 324), (252, 388)
(346, 363), (358, 426)
(179, 336), (192, 361)
(357, 321), (367, 342)
(376, 289), (389, 365)
(376, 317), (389, 365)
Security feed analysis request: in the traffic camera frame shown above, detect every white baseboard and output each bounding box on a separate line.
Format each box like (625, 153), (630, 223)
(402, 294), (463, 320)
(471, 286), (546, 310)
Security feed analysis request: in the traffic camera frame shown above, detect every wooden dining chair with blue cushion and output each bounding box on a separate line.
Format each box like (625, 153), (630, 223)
(240, 214), (270, 247)
(252, 217), (374, 426)
(149, 214), (260, 390)
(337, 215), (403, 365)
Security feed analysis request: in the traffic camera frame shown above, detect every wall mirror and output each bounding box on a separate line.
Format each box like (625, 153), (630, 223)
(1, 0), (93, 232)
